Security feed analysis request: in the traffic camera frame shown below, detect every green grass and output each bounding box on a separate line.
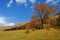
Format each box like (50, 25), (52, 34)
(0, 29), (60, 40)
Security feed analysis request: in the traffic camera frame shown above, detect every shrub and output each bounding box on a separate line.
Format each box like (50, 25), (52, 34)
(21, 26), (26, 30)
(55, 26), (60, 29)
(35, 26), (43, 30)
(55, 21), (60, 29)
(32, 28), (36, 31)
(55, 16), (60, 29)
(25, 30), (30, 34)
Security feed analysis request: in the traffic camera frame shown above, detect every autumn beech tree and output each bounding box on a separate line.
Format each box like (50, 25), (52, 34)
(33, 4), (56, 29)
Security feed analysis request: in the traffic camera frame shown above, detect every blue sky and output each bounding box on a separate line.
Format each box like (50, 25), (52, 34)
(0, 0), (60, 26)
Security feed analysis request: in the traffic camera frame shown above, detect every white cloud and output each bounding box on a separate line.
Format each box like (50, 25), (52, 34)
(6, 0), (36, 7)
(7, 0), (13, 7)
(46, 0), (60, 5)
(51, 0), (60, 5)
(0, 17), (15, 26)
(29, 0), (36, 4)
(46, 0), (53, 3)
(5, 23), (15, 26)
(0, 17), (6, 24)
(15, 0), (27, 7)
(15, 0), (36, 7)
(16, 0), (27, 3)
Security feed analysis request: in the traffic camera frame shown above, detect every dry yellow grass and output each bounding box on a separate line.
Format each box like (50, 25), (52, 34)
(0, 29), (60, 40)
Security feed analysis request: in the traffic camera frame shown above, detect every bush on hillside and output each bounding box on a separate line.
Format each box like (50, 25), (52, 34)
(21, 26), (26, 30)
(25, 30), (30, 34)
(32, 28), (36, 31)
(35, 26), (43, 30)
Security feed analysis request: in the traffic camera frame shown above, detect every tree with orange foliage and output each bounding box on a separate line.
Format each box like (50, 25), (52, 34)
(33, 3), (56, 29)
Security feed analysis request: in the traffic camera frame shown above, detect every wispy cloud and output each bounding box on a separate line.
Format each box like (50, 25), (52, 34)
(29, 0), (36, 4)
(46, 0), (60, 5)
(16, 0), (27, 3)
(6, 0), (37, 7)
(15, 0), (36, 4)
(46, 0), (54, 3)
(15, 0), (27, 7)
(7, 0), (13, 7)
(0, 16), (15, 26)
(51, 0), (60, 5)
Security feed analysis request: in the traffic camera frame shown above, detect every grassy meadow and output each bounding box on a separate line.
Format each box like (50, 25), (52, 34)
(0, 29), (60, 40)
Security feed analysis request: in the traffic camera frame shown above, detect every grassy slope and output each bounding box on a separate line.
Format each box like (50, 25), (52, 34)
(0, 29), (60, 40)
(0, 22), (28, 31)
